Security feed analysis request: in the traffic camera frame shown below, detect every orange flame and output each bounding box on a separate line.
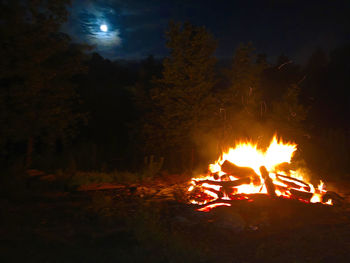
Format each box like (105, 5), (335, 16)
(189, 135), (331, 206)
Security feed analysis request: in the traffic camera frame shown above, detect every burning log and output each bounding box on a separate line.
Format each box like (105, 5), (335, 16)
(212, 172), (220, 180)
(221, 160), (260, 185)
(260, 166), (276, 197)
(322, 191), (344, 205)
(221, 160), (256, 177)
(195, 177), (251, 188)
(289, 189), (313, 201)
(276, 174), (311, 192)
(276, 178), (302, 190)
(220, 174), (231, 181)
(221, 185), (237, 196)
(274, 162), (291, 175)
(188, 136), (336, 207)
(202, 187), (223, 199)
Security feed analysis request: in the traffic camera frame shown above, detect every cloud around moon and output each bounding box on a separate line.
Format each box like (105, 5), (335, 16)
(63, 0), (122, 56)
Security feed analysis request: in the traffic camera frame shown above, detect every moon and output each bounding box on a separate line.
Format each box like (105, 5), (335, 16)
(100, 24), (108, 32)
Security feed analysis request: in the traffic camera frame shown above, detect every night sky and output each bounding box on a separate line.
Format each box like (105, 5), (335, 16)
(63, 0), (350, 61)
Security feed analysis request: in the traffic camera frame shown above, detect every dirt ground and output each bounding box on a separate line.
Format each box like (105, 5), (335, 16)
(1, 180), (350, 263)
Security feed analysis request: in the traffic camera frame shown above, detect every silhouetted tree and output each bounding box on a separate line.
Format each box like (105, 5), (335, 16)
(139, 22), (217, 170)
(76, 53), (139, 170)
(219, 43), (267, 142)
(259, 58), (307, 141)
(0, 0), (88, 167)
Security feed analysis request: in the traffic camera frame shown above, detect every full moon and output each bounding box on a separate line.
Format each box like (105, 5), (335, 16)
(100, 24), (108, 32)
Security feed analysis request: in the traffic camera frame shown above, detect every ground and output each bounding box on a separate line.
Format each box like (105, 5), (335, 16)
(1, 177), (350, 263)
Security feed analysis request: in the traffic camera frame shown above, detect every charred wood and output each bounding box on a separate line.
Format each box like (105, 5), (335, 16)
(202, 187), (223, 199)
(220, 174), (231, 181)
(274, 184), (290, 192)
(221, 185), (237, 196)
(212, 172), (220, 180)
(322, 191), (344, 205)
(289, 189), (313, 201)
(221, 160), (260, 185)
(195, 177), (251, 188)
(221, 160), (257, 178)
(276, 174), (311, 192)
(260, 166), (276, 197)
(275, 178), (302, 190)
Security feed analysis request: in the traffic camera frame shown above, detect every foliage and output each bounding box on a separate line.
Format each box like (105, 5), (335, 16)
(222, 43), (267, 114)
(266, 84), (308, 137)
(140, 22), (217, 159)
(218, 43), (268, 143)
(0, 0), (89, 166)
(303, 128), (350, 180)
(0, 1), (348, 181)
(218, 44), (308, 145)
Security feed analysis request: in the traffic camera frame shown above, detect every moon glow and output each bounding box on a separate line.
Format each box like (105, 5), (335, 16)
(100, 24), (108, 32)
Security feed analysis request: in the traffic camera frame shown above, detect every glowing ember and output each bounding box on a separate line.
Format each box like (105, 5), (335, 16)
(188, 135), (332, 210)
(197, 202), (231, 212)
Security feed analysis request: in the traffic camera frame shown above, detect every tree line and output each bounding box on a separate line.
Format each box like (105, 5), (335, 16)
(1, 1), (349, 179)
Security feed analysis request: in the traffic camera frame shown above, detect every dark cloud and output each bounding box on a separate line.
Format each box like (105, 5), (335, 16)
(62, 0), (350, 61)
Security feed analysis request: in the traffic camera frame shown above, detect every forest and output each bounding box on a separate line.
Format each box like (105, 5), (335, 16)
(1, 2), (349, 184)
(0, 1), (350, 262)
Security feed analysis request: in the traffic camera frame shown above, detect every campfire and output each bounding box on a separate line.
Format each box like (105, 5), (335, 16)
(188, 136), (335, 212)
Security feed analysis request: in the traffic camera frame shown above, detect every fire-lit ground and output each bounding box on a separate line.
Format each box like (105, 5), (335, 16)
(1, 178), (350, 263)
(188, 136), (336, 211)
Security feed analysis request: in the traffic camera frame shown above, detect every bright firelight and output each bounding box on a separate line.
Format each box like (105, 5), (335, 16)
(189, 135), (331, 207)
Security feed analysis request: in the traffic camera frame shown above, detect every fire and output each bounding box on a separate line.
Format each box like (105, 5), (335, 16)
(189, 135), (332, 209)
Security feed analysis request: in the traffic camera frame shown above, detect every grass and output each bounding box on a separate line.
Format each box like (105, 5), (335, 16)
(1, 164), (350, 262)
(68, 170), (141, 188)
(1, 184), (350, 263)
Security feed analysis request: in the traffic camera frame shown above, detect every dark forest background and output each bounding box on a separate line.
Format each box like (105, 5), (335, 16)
(1, 1), (349, 186)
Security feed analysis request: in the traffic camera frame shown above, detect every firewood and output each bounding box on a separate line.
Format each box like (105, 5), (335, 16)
(275, 177), (303, 190)
(221, 185), (237, 196)
(275, 174), (311, 192)
(260, 166), (276, 197)
(274, 162), (291, 175)
(289, 189), (313, 201)
(221, 160), (260, 185)
(322, 191), (344, 205)
(195, 177), (251, 188)
(274, 184), (289, 192)
(221, 160), (258, 178)
(202, 187), (223, 199)
(220, 174), (231, 181)
(211, 172), (220, 180)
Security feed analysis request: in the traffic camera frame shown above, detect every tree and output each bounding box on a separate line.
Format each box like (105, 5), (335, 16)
(219, 44), (307, 145)
(140, 22), (217, 170)
(266, 84), (308, 138)
(0, 0), (88, 167)
(261, 55), (307, 140)
(219, 43), (267, 142)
